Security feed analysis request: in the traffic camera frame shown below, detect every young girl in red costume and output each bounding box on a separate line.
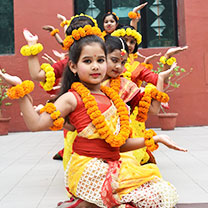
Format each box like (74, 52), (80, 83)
(23, 14), (99, 161)
(2, 21), (187, 207)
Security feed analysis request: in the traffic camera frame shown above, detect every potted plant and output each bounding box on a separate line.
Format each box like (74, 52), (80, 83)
(0, 68), (12, 135)
(153, 61), (193, 130)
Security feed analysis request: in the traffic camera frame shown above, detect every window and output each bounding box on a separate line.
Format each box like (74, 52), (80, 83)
(74, 0), (178, 48)
(0, 0), (14, 55)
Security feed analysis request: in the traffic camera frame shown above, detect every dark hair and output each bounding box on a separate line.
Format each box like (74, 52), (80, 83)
(102, 12), (121, 31)
(66, 16), (95, 36)
(120, 25), (139, 53)
(105, 35), (129, 55)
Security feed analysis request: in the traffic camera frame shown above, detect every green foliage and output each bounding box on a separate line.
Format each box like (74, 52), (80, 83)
(153, 62), (193, 93)
(0, 69), (11, 108)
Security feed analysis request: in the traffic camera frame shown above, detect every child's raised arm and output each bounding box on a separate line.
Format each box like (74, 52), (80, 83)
(22, 29), (46, 82)
(130, 2), (148, 30)
(149, 63), (177, 114)
(0, 70), (76, 132)
(42, 25), (64, 46)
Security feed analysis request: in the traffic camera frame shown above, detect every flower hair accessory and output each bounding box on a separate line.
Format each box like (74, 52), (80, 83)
(61, 13), (98, 28)
(62, 25), (104, 50)
(108, 12), (119, 21)
(40, 103), (65, 131)
(111, 28), (142, 45)
(7, 80), (34, 99)
(119, 38), (127, 56)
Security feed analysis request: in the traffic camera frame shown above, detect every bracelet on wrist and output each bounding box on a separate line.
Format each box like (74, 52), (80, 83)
(128, 11), (141, 19)
(40, 103), (64, 131)
(50, 29), (59, 36)
(7, 80), (35, 99)
(20, 43), (43, 56)
(60, 20), (70, 27)
(144, 129), (159, 152)
(159, 56), (176, 66)
(39, 63), (56, 91)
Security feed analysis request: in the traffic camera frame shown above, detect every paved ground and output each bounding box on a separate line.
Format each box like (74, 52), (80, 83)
(0, 126), (208, 208)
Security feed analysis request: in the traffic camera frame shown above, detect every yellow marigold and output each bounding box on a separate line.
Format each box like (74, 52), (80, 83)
(20, 45), (31, 56)
(21, 80), (34, 94)
(166, 58), (174, 66)
(160, 56), (167, 64)
(30, 43), (43, 55)
(170, 57), (176, 62)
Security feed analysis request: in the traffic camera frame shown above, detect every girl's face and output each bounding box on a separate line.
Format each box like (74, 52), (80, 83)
(71, 43), (107, 87)
(106, 49), (128, 79)
(103, 15), (118, 34)
(123, 35), (137, 54)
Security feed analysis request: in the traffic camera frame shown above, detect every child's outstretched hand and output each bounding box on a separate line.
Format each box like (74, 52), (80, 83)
(57, 13), (66, 22)
(52, 50), (67, 60)
(165, 46), (188, 58)
(144, 52), (161, 64)
(42, 25), (55, 32)
(133, 2), (148, 13)
(0, 69), (22, 86)
(154, 134), (187, 152)
(23, 29), (38, 46)
(42, 53), (56, 65)
(159, 62), (177, 83)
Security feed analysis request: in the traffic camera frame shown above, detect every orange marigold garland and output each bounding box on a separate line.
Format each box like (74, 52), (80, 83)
(136, 84), (169, 122)
(141, 62), (153, 70)
(40, 103), (64, 131)
(144, 129), (159, 152)
(71, 82), (130, 147)
(62, 25), (104, 51)
(7, 80), (34, 99)
(110, 76), (121, 94)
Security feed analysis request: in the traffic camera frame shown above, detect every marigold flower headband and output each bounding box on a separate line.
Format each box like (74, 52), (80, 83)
(111, 28), (142, 45)
(60, 13), (98, 28)
(62, 25), (104, 50)
(107, 12), (119, 21)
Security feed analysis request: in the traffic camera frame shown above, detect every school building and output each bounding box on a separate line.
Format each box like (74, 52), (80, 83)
(0, 0), (207, 132)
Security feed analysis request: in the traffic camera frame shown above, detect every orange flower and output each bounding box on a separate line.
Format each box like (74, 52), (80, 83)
(44, 103), (56, 114)
(50, 29), (59, 36)
(128, 11), (138, 19)
(144, 129), (158, 152)
(7, 80), (34, 99)
(51, 110), (61, 120)
(72, 82), (130, 147)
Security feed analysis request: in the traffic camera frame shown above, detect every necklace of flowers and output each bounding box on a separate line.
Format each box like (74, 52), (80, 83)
(136, 84), (169, 122)
(71, 82), (130, 147)
(109, 76), (121, 94)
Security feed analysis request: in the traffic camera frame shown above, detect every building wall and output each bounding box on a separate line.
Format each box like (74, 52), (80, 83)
(0, 0), (73, 132)
(1, 0), (208, 132)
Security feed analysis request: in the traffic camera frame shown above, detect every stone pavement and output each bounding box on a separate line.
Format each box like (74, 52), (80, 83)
(0, 126), (208, 208)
